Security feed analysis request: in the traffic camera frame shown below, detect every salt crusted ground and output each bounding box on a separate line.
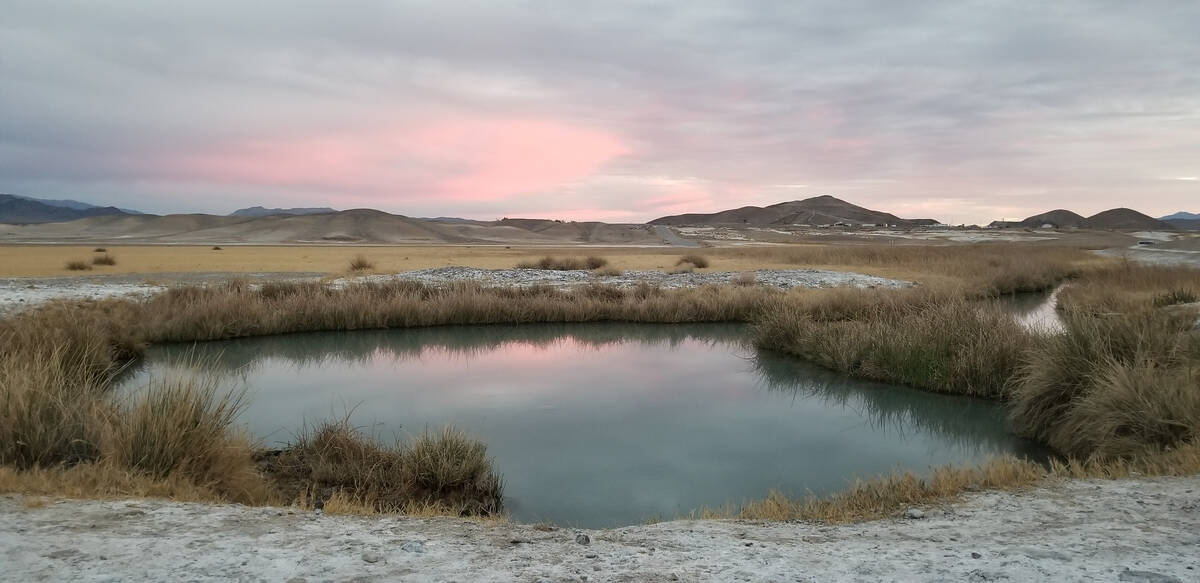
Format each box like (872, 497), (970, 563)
(0, 267), (910, 315)
(333, 266), (910, 290)
(2, 476), (1197, 582)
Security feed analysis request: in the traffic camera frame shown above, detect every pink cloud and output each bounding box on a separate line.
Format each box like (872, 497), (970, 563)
(162, 116), (630, 205)
(411, 119), (630, 201)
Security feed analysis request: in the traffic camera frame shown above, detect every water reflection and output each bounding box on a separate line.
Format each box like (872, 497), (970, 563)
(122, 323), (1044, 527)
(995, 287), (1064, 333)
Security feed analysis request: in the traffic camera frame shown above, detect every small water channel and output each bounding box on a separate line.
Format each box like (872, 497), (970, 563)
(120, 323), (1046, 527)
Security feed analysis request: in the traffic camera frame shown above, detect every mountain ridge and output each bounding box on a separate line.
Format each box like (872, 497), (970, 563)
(649, 195), (940, 227)
(990, 208), (1176, 230)
(230, 206), (339, 217)
(0, 194), (137, 224)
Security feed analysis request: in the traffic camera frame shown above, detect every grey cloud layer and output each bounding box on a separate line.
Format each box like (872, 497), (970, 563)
(1, 0), (1197, 221)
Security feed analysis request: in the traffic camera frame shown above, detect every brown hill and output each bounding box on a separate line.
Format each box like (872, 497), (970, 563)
(1018, 210), (1087, 229)
(649, 195), (938, 227)
(991, 208), (1176, 231)
(1083, 208), (1174, 231)
(0, 209), (664, 245)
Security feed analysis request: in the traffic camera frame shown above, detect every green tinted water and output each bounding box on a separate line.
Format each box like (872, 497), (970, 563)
(122, 323), (1044, 527)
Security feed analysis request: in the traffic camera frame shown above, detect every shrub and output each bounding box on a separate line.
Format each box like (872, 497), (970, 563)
(261, 421), (503, 516)
(92, 253), (117, 266)
(676, 254), (710, 269)
(107, 373), (246, 479)
(592, 266), (623, 277)
(93, 248), (107, 253)
(212, 246), (223, 251)
(755, 289), (1030, 397)
(348, 255), (375, 271)
(0, 348), (108, 468)
(1010, 309), (1200, 459)
(65, 260), (92, 271)
(733, 271), (757, 286)
(1154, 288), (1198, 308)
(516, 256), (608, 270)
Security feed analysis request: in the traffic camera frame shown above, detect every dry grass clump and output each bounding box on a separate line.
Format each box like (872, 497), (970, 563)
(755, 287), (1030, 397)
(0, 464), (247, 503)
(93, 248), (107, 253)
(1155, 288), (1199, 307)
(105, 374), (268, 501)
(1058, 262), (1200, 314)
(1010, 262), (1200, 460)
(261, 421), (503, 516)
(699, 456), (1043, 523)
(676, 254), (710, 269)
(92, 253), (117, 266)
(733, 271), (757, 286)
(65, 260), (92, 271)
(348, 255), (375, 271)
(592, 266), (623, 277)
(212, 246), (223, 251)
(516, 255), (609, 270)
(1010, 308), (1200, 459)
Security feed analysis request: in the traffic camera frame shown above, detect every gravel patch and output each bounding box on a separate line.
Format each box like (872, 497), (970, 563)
(334, 267), (911, 290)
(3, 475), (1197, 582)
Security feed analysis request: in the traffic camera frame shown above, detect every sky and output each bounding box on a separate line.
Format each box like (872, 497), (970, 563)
(1, 1), (1197, 225)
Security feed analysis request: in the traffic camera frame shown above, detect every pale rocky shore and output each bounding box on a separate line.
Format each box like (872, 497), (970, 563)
(3, 475), (1197, 582)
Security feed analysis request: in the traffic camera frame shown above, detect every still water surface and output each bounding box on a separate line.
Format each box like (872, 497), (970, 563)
(122, 323), (1045, 527)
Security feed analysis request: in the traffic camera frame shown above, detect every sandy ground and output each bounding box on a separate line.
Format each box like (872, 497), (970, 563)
(3, 475), (1197, 582)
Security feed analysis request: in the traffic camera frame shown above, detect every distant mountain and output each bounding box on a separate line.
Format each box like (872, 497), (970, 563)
(1166, 219), (1200, 231)
(1161, 211), (1200, 221)
(648, 195), (939, 227)
(419, 216), (478, 224)
(9, 194), (144, 215)
(2, 208), (665, 245)
(991, 207), (1174, 231)
(0, 194), (137, 224)
(230, 206), (338, 218)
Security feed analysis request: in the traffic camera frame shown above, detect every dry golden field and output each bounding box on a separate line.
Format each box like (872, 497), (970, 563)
(0, 244), (803, 278)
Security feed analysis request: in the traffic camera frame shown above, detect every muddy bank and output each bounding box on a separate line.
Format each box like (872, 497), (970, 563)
(3, 476), (1197, 582)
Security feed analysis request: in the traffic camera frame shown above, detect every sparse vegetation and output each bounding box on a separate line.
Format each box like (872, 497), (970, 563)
(4, 246), (1200, 523)
(93, 248), (107, 253)
(676, 253), (710, 269)
(720, 244), (1088, 296)
(517, 255), (609, 270)
(592, 266), (623, 277)
(65, 260), (92, 271)
(348, 255), (375, 271)
(260, 421), (502, 515)
(1155, 288), (1199, 307)
(701, 456), (1043, 523)
(212, 246), (223, 251)
(92, 253), (117, 266)
(733, 271), (757, 286)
